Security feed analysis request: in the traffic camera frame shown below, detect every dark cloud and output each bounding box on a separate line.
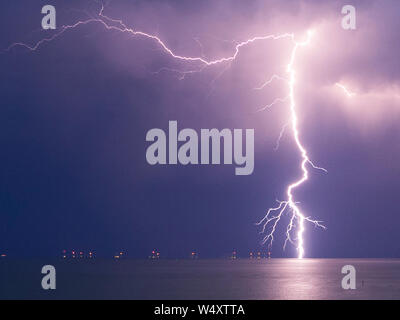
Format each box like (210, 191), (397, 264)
(0, 0), (399, 258)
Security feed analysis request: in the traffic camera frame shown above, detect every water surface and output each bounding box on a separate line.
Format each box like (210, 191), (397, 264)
(1, 259), (399, 299)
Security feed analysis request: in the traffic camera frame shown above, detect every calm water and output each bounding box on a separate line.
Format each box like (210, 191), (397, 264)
(1, 259), (400, 299)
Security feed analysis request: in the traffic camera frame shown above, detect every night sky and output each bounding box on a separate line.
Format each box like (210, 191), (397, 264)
(0, 0), (399, 258)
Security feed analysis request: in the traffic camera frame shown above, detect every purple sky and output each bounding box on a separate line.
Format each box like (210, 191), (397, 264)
(0, 0), (399, 258)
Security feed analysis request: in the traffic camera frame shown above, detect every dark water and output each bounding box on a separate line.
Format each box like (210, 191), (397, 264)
(1, 259), (399, 299)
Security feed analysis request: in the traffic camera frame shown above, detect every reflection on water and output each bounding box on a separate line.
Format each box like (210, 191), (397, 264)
(1, 259), (399, 299)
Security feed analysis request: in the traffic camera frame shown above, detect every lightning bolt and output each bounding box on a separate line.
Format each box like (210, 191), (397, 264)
(256, 30), (326, 259)
(335, 83), (356, 97)
(6, 3), (328, 258)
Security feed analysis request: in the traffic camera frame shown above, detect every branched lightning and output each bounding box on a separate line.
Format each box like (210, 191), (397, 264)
(255, 30), (326, 259)
(274, 122), (289, 151)
(6, 3), (329, 258)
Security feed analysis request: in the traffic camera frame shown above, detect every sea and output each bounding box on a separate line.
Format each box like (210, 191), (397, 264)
(1, 259), (399, 299)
